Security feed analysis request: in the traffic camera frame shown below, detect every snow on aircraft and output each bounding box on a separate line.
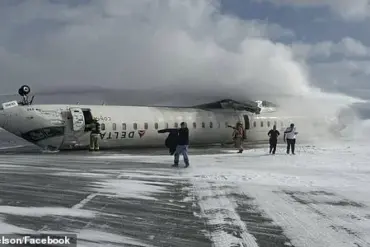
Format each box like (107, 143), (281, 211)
(0, 85), (343, 151)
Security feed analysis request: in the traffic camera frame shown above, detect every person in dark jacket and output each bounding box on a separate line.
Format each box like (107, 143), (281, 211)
(157, 122), (190, 167)
(267, 125), (280, 154)
(174, 122), (190, 167)
(157, 128), (178, 155)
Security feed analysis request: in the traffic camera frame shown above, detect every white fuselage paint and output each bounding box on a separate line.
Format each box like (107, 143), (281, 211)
(0, 103), (319, 151)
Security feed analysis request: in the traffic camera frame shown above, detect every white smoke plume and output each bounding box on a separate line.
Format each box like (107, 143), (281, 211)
(0, 0), (367, 141)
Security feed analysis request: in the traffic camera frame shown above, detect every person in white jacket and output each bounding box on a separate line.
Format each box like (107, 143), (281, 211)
(283, 123), (298, 154)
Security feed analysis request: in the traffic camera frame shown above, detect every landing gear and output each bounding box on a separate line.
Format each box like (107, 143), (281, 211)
(18, 85), (34, 105)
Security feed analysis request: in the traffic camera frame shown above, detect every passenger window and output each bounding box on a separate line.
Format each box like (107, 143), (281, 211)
(154, 123), (158, 129)
(261, 121), (263, 127)
(101, 123), (105, 130)
(133, 123), (137, 130)
(253, 121), (256, 128)
(174, 122), (178, 128)
(122, 123), (126, 130)
(165, 122), (169, 128)
(202, 122), (205, 128)
(112, 123), (116, 130)
(193, 122), (196, 128)
(210, 122), (213, 128)
(144, 122), (148, 129)
(267, 121), (270, 127)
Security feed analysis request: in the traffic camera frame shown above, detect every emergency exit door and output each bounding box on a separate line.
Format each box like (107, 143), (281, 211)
(243, 115), (250, 129)
(69, 107), (85, 131)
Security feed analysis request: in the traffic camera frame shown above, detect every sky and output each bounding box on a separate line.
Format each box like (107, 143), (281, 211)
(0, 0), (370, 109)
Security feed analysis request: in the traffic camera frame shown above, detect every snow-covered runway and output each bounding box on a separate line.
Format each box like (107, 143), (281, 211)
(0, 141), (369, 247)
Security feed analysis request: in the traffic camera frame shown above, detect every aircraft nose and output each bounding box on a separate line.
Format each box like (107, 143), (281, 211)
(0, 105), (20, 134)
(0, 100), (22, 131)
(0, 108), (6, 128)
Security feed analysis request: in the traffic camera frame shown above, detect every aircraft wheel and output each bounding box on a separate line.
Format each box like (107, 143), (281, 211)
(18, 85), (31, 96)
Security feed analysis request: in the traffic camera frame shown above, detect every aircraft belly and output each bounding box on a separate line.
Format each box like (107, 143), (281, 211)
(1, 107), (43, 135)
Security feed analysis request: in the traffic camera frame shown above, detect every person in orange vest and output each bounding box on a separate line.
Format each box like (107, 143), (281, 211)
(229, 122), (245, 153)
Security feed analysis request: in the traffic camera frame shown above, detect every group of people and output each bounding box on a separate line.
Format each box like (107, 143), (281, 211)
(267, 123), (298, 155)
(226, 121), (298, 155)
(158, 120), (298, 168)
(87, 118), (297, 167)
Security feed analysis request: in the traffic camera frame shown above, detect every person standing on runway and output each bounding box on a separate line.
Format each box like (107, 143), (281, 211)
(267, 125), (280, 154)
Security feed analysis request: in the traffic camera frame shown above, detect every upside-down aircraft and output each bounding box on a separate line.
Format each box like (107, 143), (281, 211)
(0, 85), (344, 151)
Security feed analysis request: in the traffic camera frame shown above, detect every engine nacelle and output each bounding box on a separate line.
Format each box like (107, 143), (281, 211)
(18, 85), (31, 97)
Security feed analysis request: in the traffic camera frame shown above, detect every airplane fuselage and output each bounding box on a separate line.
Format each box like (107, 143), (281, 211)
(0, 102), (308, 151)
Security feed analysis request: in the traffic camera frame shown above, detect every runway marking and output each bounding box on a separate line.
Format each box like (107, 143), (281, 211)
(192, 181), (259, 247)
(72, 193), (98, 209)
(38, 193), (101, 233)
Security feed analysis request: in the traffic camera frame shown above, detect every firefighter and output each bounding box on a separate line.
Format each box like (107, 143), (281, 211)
(231, 122), (245, 153)
(89, 119), (101, 151)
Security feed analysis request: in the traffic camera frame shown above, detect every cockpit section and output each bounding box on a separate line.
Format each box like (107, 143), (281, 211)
(0, 85), (100, 150)
(21, 126), (65, 143)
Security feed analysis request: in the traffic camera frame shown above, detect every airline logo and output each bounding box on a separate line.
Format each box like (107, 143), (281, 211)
(138, 130), (146, 138)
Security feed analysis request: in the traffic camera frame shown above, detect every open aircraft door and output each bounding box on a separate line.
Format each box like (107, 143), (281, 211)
(243, 115), (250, 130)
(69, 107), (85, 132)
(243, 115), (250, 140)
